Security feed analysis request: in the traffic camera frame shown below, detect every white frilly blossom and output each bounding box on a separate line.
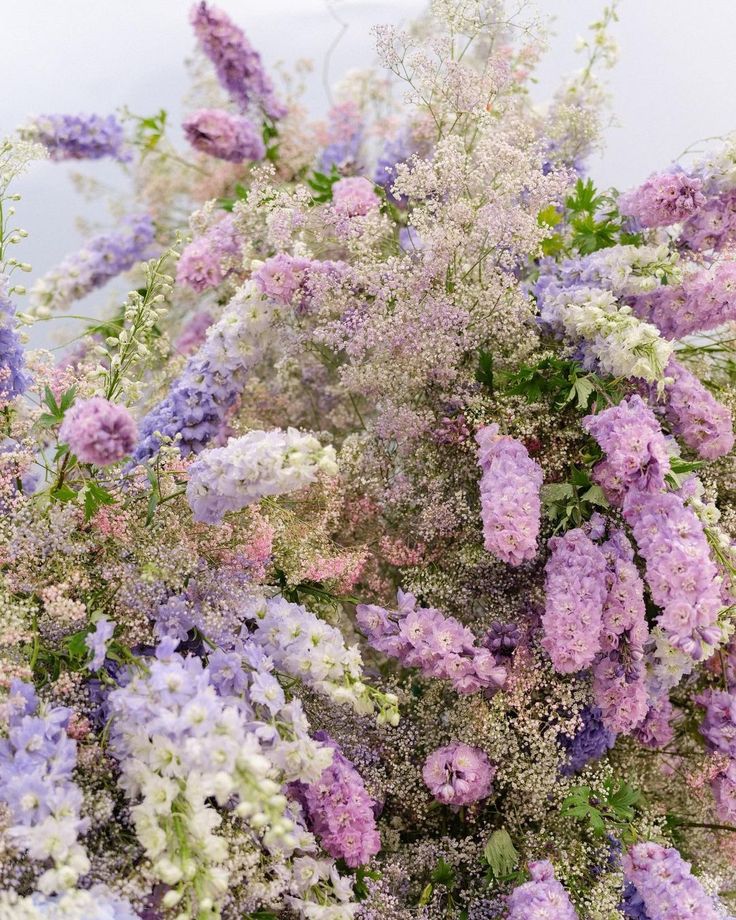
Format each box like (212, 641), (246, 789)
(186, 427), (338, 524)
(0, 886), (138, 920)
(583, 243), (682, 295)
(247, 594), (400, 726)
(541, 285), (673, 383)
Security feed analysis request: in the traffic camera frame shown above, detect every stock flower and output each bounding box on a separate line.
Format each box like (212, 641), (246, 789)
(623, 843), (722, 920)
(618, 171), (705, 228)
(59, 397), (137, 466)
(176, 212), (242, 292)
(183, 107), (265, 162)
(85, 616), (115, 670)
(507, 860), (577, 920)
(0, 276), (30, 403)
(21, 112), (128, 161)
(422, 742), (495, 806)
(660, 357), (734, 460)
(476, 423), (543, 565)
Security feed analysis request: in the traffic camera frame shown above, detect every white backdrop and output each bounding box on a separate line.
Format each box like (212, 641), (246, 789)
(1, 0), (735, 324)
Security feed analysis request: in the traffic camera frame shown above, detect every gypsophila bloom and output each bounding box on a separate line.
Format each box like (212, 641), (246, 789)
(507, 860), (578, 920)
(623, 843), (722, 920)
(186, 427), (338, 524)
(619, 171), (706, 228)
(422, 742), (495, 806)
(0, 681), (90, 894)
(294, 732), (380, 867)
(356, 590), (506, 694)
(59, 397), (137, 466)
(20, 113), (128, 162)
(475, 423), (543, 565)
(542, 528), (608, 673)
(660, 357), (734, 460)
(190, 1), (286, 119)
(583, 395), (671, 504)
(29, 214), (155, 315)
(183, 108), (265, 162)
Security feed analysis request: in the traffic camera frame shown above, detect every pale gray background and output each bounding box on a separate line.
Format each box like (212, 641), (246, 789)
(1, 0), (735, 340)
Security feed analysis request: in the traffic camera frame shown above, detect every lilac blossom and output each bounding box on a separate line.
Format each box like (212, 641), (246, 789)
(186, 427), (338, 524)
(633, 693), (676, 750)
(476, 423), (543, 565)
(542, 528), (608, 673)
(712, 761), (736, 823)
(660, 357), (734, 460)
(21, 113), (128, 162)
(422, 742), (495, 806)
(623, 843), (722, 920)
(618, 172), (705, 228)
(85, 617), (115, 670)
(698, 689), (736, 757)
(507, 860), (578, 920)
(583, 395), (670, 504)
(295, 732), (380, 868)
(680, 190), (736, 251)
(59, 397), (137, 466)
(29, 215), (155, 315)
(190, 2), (286, 120)
(183, 108), (265, 162)
(356, 589), (507, 695)
(252, 253), (345, 311)
(560, 705), (616, 773)
(332, 177), (380, 217)
(176, 213), (242, 292)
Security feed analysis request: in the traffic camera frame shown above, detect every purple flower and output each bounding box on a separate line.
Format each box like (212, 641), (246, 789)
(698, 689), (736, 757)
(633, 693), (675, 750)
(618, 172), (705, 228)
(476, 423), (543, 565)
(296, 731), (380, 867)
(190, 2), (286, 120)
(660, 357), (734, 460)
(176, 213), (242, 292)
(507, 860), (578, 920)
(680, 189), (736, 252)
(252, 253), (345, 311)
(484, 621), (521, 658)
(583, 395), (670, 504)
(712, 761), (736, 823)
(174, 310), (214, 355)
(332, 177), (380, 217)
(560, 705), (616, 774)
(85, 617), (115, 670)
(59, 397), (137, 466)
(623, 843), (722, 920)
(22, 113), (128, 162)
(356, 590), (506, 695)
(422, 742), (494, 806)
(0, 276), (30, 403)
(183, 108), (265, 162)
(542, 528), (608, 673)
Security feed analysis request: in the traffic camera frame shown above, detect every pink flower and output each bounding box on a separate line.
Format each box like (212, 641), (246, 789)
(59, 397), (137, 466)
(332, 177), (380, 217)
(422, 742), (494, 806)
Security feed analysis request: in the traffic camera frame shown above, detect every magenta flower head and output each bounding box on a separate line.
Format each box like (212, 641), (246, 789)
(59, 397), (137, 466)
(422, 742), (494, 806)
(183, 108), (265, 162)
(332, 177), (380, 217)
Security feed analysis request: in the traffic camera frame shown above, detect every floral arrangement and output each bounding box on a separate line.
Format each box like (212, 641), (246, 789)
(3, 2), (736, 918)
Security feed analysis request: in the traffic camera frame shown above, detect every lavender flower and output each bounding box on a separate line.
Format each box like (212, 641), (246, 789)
(542, 528), (608, 673)
(59, 397), (137, 466)
(618, 172), (705, 228)
(183, 108), (265, 162)
(295, 732), (380, 867)
(507, 860), (578, 920)
(190, 2), (286, 120)
(356, 590), (506, 695)
(252, 253), (345, 311)
(332, 177), (380, 217)
(85, 617), (115, 670)
(0, 276), (30, 403)
(422, 742), (495, 806)
(186, 427), (338, 524)
(698, 689), (736, 757)
(176, 213), (242, 292)
(476, 423), (543, 565)
(623, 843), (722, 920)
(680, 190), (736, 251)
(560, 705), (616, 773)
(21, 113), (128, 162)
(29, 214), (155, 316)
(484, 621), (521, 658)
(660, 357), (734, 460)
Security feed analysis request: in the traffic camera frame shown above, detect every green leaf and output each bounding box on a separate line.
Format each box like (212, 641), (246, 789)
(417, 883), (434, 907)
(538, 204), (562, 228)
(571, 376), (596, 409)
(475, 349), (494, 391)
(430, 858), (455, 887)
(82, 481), (116, 522)
(51, 484), (76, 503)
(483, 829), (519, 878)
(580, 484), (609, 509)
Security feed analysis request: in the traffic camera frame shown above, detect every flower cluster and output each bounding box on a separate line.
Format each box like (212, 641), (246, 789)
(28, 214), (155, 316)
(356, 590), (506, 694)
(661, 356), (734, 460)
(59, 397), (137, 466)
(183, 108), (265, 162)
(475, 423), (543, 565)
(176, 212), (242, 291)
(542, 528), (608, 673)
(422, 742), (495, 806)
(0, 276), (29, 403)
(186, 427), (338, 523)
(623, 843), (722, 920)
(507, 860), (578, 920)
(618, 171), (705, 228)
(20, 112), (128, 161)
(0, 681), (90, 894)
